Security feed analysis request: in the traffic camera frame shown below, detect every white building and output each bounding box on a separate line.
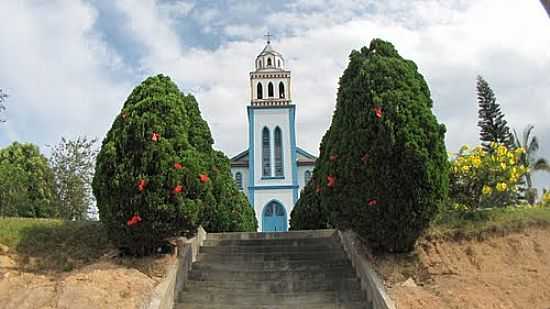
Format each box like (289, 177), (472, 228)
(230, 39), (316, 232)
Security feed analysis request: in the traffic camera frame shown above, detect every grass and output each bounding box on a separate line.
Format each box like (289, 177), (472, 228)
(0, 217), (111, 272)
(427, 206), (550, 241)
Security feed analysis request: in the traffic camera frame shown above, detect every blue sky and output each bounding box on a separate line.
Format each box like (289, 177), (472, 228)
(1, 0), (550, 190)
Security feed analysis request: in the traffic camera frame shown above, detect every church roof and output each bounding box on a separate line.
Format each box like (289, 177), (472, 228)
(258, 42), (282, 57)
(230, 147), (317, 167)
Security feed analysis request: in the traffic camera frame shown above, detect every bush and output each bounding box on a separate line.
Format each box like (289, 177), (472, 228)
(291, 39), (448, 253)
(93, 75), (255, 256)
(449, 143), (527, 210)
(290, 181), (331, 230)
(0, 142), (58, 218)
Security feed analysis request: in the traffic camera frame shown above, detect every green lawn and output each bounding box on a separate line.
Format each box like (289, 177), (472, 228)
(0, 217), (111, 272)
(428, 206), (550, 240)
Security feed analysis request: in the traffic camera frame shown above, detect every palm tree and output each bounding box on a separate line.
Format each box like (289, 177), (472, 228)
(513, 124), (550, 204)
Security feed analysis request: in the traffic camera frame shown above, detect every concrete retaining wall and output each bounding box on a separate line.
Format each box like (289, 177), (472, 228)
(337, 230), (396, 309)
(144, 226), (206, 309)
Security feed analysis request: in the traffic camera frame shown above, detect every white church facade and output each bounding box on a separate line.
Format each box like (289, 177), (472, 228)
(231, 39), (316, 232)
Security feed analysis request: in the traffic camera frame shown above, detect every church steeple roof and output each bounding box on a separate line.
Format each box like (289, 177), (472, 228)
(258, 42), (282, 57)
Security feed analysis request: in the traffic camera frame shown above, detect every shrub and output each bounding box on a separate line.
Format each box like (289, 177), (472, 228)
(93, 75), (255, 256)
(0, 142), (58, 218)
(291, 39), (448, 253)
(290, 181), (330, 230)
(449, 143), (527, 210)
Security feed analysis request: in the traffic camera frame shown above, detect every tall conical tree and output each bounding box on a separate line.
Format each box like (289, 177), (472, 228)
(477, 76), (514, 150)
(93, 75), (255, 256)
(291, 39), (448, 253)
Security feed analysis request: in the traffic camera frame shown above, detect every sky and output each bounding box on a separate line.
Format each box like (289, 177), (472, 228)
(0, 0), (549, 190)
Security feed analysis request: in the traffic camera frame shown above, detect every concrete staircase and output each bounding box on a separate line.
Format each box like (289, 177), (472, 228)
(175, 230), (368, 309)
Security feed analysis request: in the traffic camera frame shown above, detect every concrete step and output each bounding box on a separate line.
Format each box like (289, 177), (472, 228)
(183, 277), (361, 293)
(203, 237), (335, 248)
(188, 266), (356, 282)
(177, 289), (364, 305)
(200, 243), (338, 254)
(191, 259), (352, 272)
(206, 229), (336, 241)
(197, 251), (347, 263)
(175, 302), (368, 309)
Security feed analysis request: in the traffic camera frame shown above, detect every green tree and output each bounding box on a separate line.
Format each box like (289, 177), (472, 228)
(291, 39), (448, 253)
(0, 89), (7, 123)
(49, 136), (98, 220)
(93, 75), (255, 256)
(477, 76), (514, 151)
(0, 142), (58, 217)
(513, 125), (550, 204)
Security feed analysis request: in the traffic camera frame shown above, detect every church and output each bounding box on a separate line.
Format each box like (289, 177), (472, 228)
(230, 38), (316, 232)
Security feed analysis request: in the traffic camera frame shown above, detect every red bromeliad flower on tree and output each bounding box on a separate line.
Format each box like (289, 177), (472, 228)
(127, 214), (142, 226)
(327, 175), (336, 188)
(172, 185), (184, 194)
(199, 174), (209, 184)
(373, 106), (383, 119)
(137, 179), (147, 192)
(151, 132), (160, 142)
(368, 199), (378, 206)
(174, 162), (183, 170)
(361, 153), (369, 164)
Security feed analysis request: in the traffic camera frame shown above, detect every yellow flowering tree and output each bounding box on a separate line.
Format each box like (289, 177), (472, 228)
(449, 143), (527, 210)
(541, 189), (550, 207)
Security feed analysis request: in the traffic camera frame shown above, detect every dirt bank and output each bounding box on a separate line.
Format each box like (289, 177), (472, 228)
(376, 227), (550, 309)
(0, 246), (173, 309)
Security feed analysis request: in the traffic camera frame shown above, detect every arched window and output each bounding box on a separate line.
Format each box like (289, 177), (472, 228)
(235, 172), (243, 190)
(257, 82), (263, 99)
(279, 82), (285, 98)
(274, 127), (283, 176)
(268, 82), (274, 97)
(262, 127), (271, 176)
(277, 59), (281, 67)
(305, 170), (312, 184)
(267, 58), (272, 66)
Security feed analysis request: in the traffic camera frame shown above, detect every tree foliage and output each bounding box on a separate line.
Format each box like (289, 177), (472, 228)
(512, 125), (550, 204)
(93, 75), (256, 255)
(477, 76), (514, 151)
(449, 143), (527, 210)
(49, 136), (98, 220)
(291, 39), (448, 253)
(0, 142), (58, 217)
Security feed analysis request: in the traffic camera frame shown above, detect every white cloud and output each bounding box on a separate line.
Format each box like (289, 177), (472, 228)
(1, 0), (549, 188)
(0, 1), (130, 150)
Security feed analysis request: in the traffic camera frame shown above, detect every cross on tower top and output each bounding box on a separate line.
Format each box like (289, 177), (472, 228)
(264, 32), (273, 44)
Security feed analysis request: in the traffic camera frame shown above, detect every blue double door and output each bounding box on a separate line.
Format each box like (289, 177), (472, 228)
(262, 201), (287, 232)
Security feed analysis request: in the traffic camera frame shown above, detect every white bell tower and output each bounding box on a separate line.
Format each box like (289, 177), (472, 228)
(250, 33), (291, 106)
(246, 34), (298, 232)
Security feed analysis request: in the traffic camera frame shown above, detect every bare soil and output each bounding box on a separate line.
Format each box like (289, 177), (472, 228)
(0, 246), (174, 309)
(375, 227), (550, 309)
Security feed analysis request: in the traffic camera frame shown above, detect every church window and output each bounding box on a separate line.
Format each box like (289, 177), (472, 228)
(305, 170), (312, 184)
(267, 58), (272, 66)
(268, 82), (274, 97)
(257, 82), (263, 99)
(262, 127), (271, 176)
(279, 82), (285, 98)
(259, 60), (262, 68)
(274, 127), (283, 176)
(264, 203), (273, 216)
(275, 204), (285, 216)
(278, 59), (281, 67)
(235, 172), (243, 190)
